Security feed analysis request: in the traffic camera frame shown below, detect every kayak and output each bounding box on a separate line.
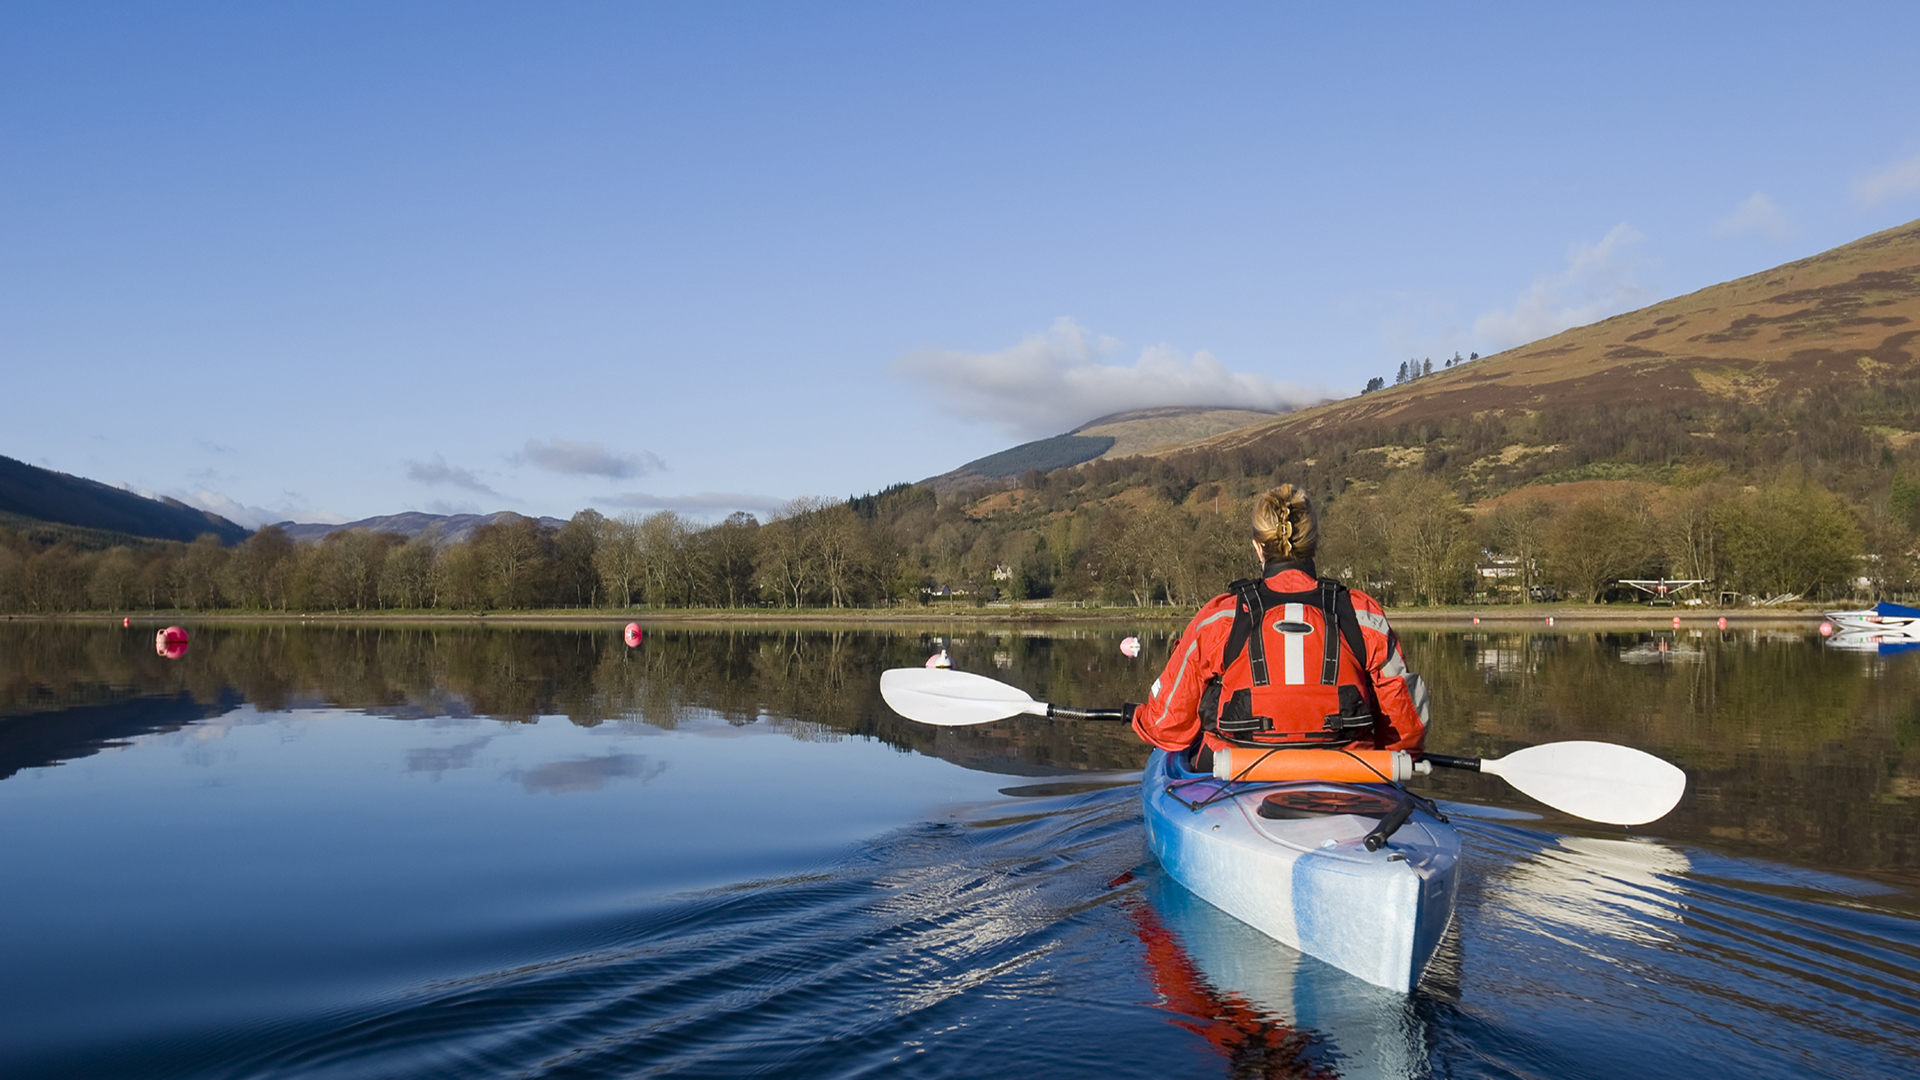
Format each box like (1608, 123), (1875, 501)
(1140, 748), (1460, 992)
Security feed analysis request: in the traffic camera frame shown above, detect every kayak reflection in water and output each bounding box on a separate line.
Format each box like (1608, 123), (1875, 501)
(1121, 883), (1336, 1080)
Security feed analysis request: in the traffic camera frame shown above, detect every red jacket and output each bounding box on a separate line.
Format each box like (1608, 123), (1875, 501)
(1133, 565), (1429, 754)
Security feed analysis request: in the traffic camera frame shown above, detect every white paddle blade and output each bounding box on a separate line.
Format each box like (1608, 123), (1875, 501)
(879, 668), (1048, 726)
(1482, 740), (1688, 826)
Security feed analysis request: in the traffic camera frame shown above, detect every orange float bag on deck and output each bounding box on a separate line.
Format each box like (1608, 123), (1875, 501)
(1209, 747), (1428, 784)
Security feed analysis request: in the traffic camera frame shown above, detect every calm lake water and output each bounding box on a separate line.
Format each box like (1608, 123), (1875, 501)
(2, 620), (1916, 1079)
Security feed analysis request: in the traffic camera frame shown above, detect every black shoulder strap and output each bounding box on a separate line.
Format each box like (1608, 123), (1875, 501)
(1329, 581), (1367, 677)
(1318, 580), (1340, 685)
(1220, 579), (1269, 686)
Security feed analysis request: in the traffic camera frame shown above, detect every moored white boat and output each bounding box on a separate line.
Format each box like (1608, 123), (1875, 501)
(1140, 748), (1460, 992)
(1826, 600), (1920, 632)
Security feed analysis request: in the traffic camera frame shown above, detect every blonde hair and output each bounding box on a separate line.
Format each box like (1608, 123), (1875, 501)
(1252, 484), (1317, 561)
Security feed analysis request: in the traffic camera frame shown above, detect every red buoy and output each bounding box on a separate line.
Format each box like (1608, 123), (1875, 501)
(1717, 617), (1728, 630)
(623, 623), (644, 648)
(155, 626), (189, 660)
(123, 617), (131, 628)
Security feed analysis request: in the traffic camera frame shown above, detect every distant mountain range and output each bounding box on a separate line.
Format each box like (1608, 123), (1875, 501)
(0, 453), (567, 550)
(0, 454), (250, 546)
(275, 511), (568, 545)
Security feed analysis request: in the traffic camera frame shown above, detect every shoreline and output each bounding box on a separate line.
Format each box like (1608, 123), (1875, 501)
(5, 604), (1832, 630)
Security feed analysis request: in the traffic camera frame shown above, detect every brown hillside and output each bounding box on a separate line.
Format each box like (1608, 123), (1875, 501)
(1217, 216), (1920, 445)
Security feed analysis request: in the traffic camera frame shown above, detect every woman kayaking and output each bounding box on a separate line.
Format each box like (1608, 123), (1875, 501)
(1132, 483), (1430, 769)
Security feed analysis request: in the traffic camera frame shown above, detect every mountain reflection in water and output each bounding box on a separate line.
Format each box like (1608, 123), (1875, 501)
(1, 621), (1917, 1079)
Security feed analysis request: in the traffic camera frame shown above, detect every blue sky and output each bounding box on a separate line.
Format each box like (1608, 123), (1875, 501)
(5, 2), (1919, 527)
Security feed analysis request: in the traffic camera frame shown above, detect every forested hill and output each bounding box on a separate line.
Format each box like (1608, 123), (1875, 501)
(0, 455), (249, 546)
(279, 512), (568, 546)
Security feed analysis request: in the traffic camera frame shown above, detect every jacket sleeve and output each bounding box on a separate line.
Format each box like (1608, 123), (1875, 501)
(1350, 599), (1430, 752)
(1132, 598), (1238, 751)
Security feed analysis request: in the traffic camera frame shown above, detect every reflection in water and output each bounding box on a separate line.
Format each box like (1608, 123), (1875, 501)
(1126, 893), (1333, 1080)
(404, 735), (494, 778)
(509, 751), (667, 794)
(5, 622), (1920, 881)
(1137, 872), (1428, 1079)
(3, 623), (1920, 1079)
(1493, 836), (1693, 945)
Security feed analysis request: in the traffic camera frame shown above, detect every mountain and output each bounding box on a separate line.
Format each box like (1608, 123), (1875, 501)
(277, 511), (568, 545)
(1181, 216), (1920, 468)
(917, 215), (1920, 515)
(926, 406), (1285, 493)
(0, 454), (250, 545)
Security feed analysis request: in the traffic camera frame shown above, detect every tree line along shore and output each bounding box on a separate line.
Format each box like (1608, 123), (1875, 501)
(0, 462), (1896, 617)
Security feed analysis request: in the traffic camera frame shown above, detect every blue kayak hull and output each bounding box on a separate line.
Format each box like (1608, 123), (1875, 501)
(1141, 748), (1460, 992)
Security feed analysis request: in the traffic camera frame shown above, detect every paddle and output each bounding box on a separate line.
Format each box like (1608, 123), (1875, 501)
(879, 667), (1687, 826)
(879, 667), (1132, 725)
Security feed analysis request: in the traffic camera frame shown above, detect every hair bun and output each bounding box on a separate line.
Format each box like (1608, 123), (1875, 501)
(1251, 484), (1317, 562)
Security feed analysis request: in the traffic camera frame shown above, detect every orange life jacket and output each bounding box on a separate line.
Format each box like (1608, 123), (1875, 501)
(1198, 576), (1379, 748)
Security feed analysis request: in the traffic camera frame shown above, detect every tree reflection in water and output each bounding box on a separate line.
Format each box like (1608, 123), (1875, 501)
(2, 621), (1918, 887)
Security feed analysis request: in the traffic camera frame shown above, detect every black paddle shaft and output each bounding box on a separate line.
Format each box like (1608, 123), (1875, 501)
(1421, 753), (1482, 772)
(1046, 704), (1137, 722)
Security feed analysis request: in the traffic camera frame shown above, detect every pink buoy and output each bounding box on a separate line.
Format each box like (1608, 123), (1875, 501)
(1472, 617), (1480, 625)
(925, 649), (951, 669)
(1120, 636), (1142, 658)
(155, 625), (189, 660)
(1545, 616), (1554, 626)
(623, 623), (644, 648)
(1717, 617), (1728, 630)
(1672, 617), (1682, 628)
(1819, 621), (1835, 637)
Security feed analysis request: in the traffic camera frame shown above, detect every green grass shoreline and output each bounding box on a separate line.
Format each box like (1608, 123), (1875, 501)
(6, 603), (1832, 629)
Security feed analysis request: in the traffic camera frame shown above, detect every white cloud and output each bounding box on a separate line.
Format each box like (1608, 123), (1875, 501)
(1714, 192), (1797, 241)
(517, 438), (663, 479)
(405, 454), (506, 498)
(120, 483), (346, 529)
(891, 318), (1318, 440)
(1473, 225), (1655, 351)
(599, 491), (786, 518)
(1852, 151), (1920, 207)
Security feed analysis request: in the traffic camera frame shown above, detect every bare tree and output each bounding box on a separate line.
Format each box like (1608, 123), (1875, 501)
(706, 512), (760, 607)
(754, 498), (825, 607)
(593, 515), (646, 607)
(1481, 499), (1553, 601)
(88, 546), (140, 611)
